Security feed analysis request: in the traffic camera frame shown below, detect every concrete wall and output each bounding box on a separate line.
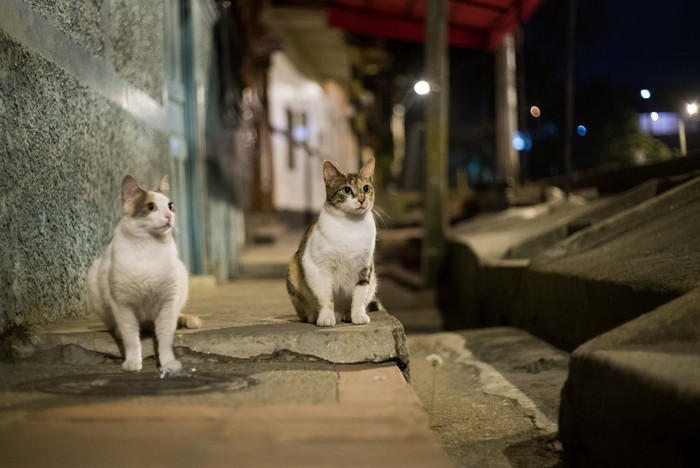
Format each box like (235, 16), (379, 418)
(0, 0), (240, 328)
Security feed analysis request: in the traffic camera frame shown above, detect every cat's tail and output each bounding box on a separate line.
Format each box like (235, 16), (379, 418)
(177, 314), (203, 329)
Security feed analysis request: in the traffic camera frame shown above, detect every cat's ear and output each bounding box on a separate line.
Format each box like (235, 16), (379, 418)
(323, 160), (344, 187)
(121, 175), (144, 203)
(121, 175), (145, 215)
(157, 175), (169, 195)
(359, 157), (375, 180)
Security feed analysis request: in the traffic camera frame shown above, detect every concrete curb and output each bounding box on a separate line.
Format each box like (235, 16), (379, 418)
(518, 175), (700, 349)
(559, 287), (700, 466)
(438, 179), (659, 331)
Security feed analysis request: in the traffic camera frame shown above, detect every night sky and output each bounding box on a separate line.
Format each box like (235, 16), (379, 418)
(581, 0), (700, 88)
(528, 0), (700, 108)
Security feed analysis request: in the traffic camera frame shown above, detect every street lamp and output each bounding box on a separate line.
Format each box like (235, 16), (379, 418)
(414, 80), (431, 95)
(391, 81), (430, 180)
(679, 102), (697, 156)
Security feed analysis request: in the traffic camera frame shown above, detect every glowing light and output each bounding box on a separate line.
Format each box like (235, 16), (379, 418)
(414, 80), (430, 95)
(292, 125), (308, 141)
(512, 131), (532, 151)
(512, 134), (526, 151)
(650, 112), (659, 121)
(687, 102), (698, 116)
(577, 125), (587, 136)
(530, 106), (541, 118)
(640, 89), (651, 100)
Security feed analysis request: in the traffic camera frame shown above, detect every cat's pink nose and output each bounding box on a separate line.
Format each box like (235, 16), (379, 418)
(165, 212), (173, 223)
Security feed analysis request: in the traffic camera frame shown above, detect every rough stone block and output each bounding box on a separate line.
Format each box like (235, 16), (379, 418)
(518, 176), (700, 349)
(438, 181), (660, 334)
(560, 288), (700, 466)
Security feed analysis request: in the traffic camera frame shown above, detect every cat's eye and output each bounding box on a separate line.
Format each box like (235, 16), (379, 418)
(168, 202), (175, 212)
(343, 187), (352, 194)
(146, 202), (155, 211)
(363, 185), (371, 193)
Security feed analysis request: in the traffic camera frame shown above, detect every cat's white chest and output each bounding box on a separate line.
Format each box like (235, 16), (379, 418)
(315, 210), (375, 258)
(121, 249), (176, 290)
(307, 210), (376, 291)
(109, 227), (184, 303)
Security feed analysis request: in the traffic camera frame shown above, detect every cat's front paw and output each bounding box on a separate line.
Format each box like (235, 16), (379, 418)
(160, 359), (182, 373)
(351, 311), (371, 325)
(316, 310), (336, 327)
(122, 359), (142, 372)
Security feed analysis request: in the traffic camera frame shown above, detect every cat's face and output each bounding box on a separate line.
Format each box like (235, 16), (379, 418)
(121, 175), (176, 237)
(323, 158), (375, 215)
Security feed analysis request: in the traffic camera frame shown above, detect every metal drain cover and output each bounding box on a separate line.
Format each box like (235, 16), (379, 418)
(18, 372), (253, 396)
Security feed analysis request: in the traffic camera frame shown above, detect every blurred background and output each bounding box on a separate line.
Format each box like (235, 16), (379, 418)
(2, 0), (700, 327)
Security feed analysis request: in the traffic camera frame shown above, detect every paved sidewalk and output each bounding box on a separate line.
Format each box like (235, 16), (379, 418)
(0, 362), (450, 467)
(0, 230), (451, 467)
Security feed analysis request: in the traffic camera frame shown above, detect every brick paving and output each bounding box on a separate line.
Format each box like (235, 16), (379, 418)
(0, 363), (450, 467)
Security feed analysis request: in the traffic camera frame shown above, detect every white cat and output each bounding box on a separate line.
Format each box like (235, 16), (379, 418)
(87, 175), (196, 372)
(287, 158), (378, 327)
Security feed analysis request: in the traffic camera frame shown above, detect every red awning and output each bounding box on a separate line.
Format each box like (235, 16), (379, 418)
(328, 0), (546, 50)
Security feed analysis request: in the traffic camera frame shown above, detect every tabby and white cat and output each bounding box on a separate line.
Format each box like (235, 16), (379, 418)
(87, 175), (198, 372)
(287, 158), (378, 327)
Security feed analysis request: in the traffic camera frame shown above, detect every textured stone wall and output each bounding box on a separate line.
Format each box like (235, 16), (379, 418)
(0, 0), (244, 328)
(21, 0), (104, 55)
(110, 0), (165, 102)
(0, 25), (168, 326)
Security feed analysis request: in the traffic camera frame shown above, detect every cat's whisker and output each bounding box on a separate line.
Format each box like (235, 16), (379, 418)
(373, 206), (390, 218)
(371, 206), (390, 228)
(371, 209), (388, 228)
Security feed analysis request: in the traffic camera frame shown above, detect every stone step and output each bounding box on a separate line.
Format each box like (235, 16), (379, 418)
(516, 175), (700, 349)
(439, 178), (660, 331)
(17, 279), (409, 375)
(559, 287), (700, 466)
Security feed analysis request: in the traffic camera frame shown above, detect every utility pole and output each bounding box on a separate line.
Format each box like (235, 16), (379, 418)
(495, 33), (519, 187)
(564, 0), (576, 196)
(422, 0), (449, 287)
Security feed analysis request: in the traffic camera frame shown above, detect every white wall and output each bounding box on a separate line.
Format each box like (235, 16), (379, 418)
(268, 51), (357, 216)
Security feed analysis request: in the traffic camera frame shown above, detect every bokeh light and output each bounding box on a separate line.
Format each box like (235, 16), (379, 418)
(512, 134), (525, 151)
(512, 131), (532, 151)
(414, 80), (430, 95)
